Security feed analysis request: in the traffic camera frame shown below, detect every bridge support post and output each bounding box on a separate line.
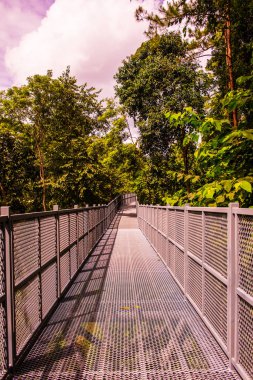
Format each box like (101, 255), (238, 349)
(184, 204), (190, 296)
(74, 205), (79, 269)
(227, 202), (239, 370)
(53, 205), (61, 298)
(1, 206), (15, 371)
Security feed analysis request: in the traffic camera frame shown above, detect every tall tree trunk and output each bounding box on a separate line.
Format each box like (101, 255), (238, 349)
(224, 3), (238, 129)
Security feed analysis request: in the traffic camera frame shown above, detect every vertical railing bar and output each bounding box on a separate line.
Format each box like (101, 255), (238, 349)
(166, 205), (170, 268)
(53, 205), (61, 299)
(173, 209), (176, 275)
(38, 218), (42, 323)
(87, 206), (90, 253)
(1, 207), (15, 371)
(234, 207), (240, 365)
(155, 207), (158, 251)
(227, 202), (239, 369)
(74, 205), (79, 270)
(202, 211), (205, 317)
(184, 204), (189, 295)
(68, 213), (71, 280)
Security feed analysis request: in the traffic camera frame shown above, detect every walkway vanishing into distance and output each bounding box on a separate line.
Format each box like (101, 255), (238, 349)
(14, 205), (242, 380)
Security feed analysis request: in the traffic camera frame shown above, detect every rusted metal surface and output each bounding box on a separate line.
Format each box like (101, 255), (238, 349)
(13, 205), (241, 379)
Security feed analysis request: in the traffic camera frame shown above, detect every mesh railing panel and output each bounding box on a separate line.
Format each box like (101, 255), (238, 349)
(40, 216), (56, 266)
(237, 213), (253, 379)
(0, 222), (7, 377)
(69, 213), (77, 245)
(159, 234), (167, 262)
(167, 240), (175, 272)
(168, 209), (175, 240)
(204, 213), (227, 277)
(204, 271), (227, 344)
(161, 209), (167, 235)
(59, 215), (69, 252)
(0, 226), (5, 298)
(70, 245), (78, 278)
(157, 208), (162, 232)
(188, 211), (202, 259)
(188, 257), (202, 311)
(175, 210), (184, 247)
(238, 215), (253, 297)
(238, 297), (253, 378)
(0, 304), (7, 378)
(13, 219), (39, 284)
(175, 247), (184, 287)
(15, 277), (40, 353)
(60, 253), (70, 291)
(41, 263), (57, 318)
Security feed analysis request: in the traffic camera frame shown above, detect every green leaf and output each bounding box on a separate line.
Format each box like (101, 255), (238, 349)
(242, 131), (253, 141)
(236, 75), (253, 85)
(238, 181), (252, 193)
(223, 180), (233, 193)
(216, 195), (225, 204)
(192, 176), (200, 183)
(183, 135), (190, 146)
(228, 192), (235, 200)
(205, 188), (215, 199)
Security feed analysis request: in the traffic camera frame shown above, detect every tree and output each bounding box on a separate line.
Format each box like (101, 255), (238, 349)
(136, 0), (253, 129)
(162, 84), (253, 207)
(115, 32), (208, 199)
(0, 76), (143, 211)
(0, 127), (39, 212)
(0, 68), (105, 211)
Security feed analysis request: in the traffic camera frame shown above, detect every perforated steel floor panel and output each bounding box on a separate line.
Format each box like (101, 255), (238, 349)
(13, 206), (241, 379)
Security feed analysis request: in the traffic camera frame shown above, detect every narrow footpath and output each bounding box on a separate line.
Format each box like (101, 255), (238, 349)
(14, 205), (241, 380)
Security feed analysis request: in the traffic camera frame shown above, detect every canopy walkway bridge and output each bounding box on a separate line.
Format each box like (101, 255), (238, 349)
(0, 194), (252, 379)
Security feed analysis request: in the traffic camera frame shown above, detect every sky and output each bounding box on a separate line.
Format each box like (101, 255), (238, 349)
(0, 0), (163, 98)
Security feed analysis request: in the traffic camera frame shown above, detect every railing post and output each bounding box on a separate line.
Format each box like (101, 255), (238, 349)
(86, 205), (90, 252)
(38, 217), (43, 323)
(155, 206), (158, 251)
(166, 204), (170, 268)
(74, 205), (79, 269)
(184, 204), (190, 295)
(202, 210), (205, 318)
(227, 202), (239, 369)
(53, 205), (61, 298)
(1, 206), (14, 370)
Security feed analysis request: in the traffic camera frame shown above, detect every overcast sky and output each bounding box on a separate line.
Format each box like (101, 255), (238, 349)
(0, 0), (164, 98)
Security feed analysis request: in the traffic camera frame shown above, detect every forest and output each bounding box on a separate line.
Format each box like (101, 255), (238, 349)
(0, 0), (252, 212)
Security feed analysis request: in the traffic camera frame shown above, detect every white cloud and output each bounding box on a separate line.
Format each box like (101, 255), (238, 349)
(0, 0), (49, 87)
(5, 0), (154, 97)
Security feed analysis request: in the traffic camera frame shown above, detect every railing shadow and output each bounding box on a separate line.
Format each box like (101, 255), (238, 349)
(13, 213), (121, 379)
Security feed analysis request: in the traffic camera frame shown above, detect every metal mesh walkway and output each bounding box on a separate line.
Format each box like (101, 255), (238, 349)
(14, 206), (242, 380)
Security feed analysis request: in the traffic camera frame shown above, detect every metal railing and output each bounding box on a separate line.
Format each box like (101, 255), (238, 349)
(137, 203), (253, 380)
(0, 193), (136, 377)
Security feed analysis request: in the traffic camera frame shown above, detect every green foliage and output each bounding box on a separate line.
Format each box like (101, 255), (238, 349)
(0, 128), (39, 212)
(0, 71), (142, 212)
(159, 84), (253, 207)
(115, 33), (208, 158)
